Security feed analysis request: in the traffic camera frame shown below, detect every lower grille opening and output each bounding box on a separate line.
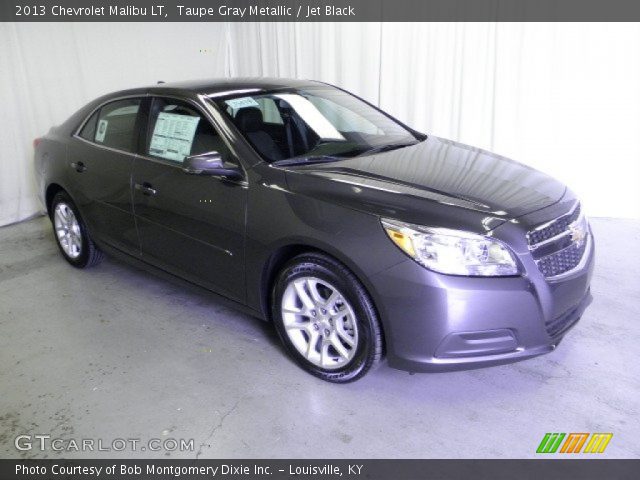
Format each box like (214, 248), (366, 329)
(546, 305), (581, 337)
(536, 240), (587, 278)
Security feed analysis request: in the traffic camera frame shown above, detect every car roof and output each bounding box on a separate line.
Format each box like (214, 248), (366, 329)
(109, 77), (326, 100)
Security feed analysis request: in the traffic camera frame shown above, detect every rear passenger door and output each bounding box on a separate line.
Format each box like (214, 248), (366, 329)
(68, 97), (143, 255)
(132, 96), (248, 302)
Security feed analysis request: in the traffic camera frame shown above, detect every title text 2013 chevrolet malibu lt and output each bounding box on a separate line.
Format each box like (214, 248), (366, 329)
(35, 78), (594, 382)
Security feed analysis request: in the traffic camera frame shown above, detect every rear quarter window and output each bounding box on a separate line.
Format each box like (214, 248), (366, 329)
(77, 98), (142, 153)
(78, 110), (98, 141)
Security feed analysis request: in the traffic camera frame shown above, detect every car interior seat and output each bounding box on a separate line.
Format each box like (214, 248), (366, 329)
(234, 107), (284, 161)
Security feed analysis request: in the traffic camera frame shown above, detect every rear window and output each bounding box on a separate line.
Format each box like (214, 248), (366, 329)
(78, 99), (142, 153)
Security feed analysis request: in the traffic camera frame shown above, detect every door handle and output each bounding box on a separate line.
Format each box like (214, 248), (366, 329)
(134, 182), (157, 196)
(70, 161), (86, 173)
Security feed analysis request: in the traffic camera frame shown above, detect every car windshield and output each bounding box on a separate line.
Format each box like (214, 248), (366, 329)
(209, 86), (421, 164)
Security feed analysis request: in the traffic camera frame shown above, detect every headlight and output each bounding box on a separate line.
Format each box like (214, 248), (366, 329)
(381, 218), (519, 276)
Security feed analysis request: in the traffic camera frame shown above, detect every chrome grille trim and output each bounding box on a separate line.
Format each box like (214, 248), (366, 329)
(528, 228), (571, 251)
(526, 201), (581, 249)
(526, 201), (591, 279)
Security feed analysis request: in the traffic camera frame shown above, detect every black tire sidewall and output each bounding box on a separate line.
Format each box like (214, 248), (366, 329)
(50, 192), (91, 268)
(272, 254), (380, 383)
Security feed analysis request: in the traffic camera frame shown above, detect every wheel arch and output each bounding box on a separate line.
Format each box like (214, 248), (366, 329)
(45, 183), (66, 217)
(259, 242), (387, 354)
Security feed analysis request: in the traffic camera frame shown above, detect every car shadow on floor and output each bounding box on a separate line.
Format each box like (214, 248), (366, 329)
(98, 251), (284, 350)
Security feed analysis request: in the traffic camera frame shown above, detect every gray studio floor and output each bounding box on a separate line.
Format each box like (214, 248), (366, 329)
(1, 216), (638, 459)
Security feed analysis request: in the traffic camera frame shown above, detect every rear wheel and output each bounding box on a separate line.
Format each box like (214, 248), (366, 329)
(272, 253), (383, 383)
(50, 191), (103, 268)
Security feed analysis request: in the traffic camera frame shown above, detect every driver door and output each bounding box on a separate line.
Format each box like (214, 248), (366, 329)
(132, 96), (247, 302)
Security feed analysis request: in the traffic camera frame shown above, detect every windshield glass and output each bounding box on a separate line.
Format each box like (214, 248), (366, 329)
(209, 86), (419, 163)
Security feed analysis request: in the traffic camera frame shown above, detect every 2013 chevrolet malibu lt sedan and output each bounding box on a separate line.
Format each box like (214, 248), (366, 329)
(34, 78), (594, 382)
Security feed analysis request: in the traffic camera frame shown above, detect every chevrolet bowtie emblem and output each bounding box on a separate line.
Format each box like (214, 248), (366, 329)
(569, 220), (587, 246)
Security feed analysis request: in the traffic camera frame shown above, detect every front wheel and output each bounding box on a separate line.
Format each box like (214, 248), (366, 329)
(272, 253), (383, 383)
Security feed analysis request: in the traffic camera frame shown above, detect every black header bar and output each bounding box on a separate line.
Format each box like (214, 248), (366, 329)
(1, 459), (639, 480)
(4, 0), (640, 22)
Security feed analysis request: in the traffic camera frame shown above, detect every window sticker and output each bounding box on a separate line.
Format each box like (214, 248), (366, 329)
(95, 119), (108, 143)
(225, 96), (260, 110)
(149, 112), (200, 163)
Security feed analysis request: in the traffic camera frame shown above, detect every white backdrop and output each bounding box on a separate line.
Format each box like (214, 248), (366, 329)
(0, 23), (228, 226)
(1, 22), (639, 226)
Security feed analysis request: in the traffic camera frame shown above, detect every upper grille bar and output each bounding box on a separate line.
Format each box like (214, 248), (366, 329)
(526, 201), (581, 249)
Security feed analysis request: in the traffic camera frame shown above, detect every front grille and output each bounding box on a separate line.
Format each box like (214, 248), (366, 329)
(536, 240), (587, 278)
(527, 203), (581, 246)
(527, 202), (589, 279)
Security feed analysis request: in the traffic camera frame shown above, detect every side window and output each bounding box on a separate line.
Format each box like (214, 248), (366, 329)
(79, 110), (98, 141)
(79, 98), (142, 153)
(146, 97), (232, 164)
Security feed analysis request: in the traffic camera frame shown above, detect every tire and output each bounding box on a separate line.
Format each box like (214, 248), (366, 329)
(50, 191), (103, 268)
(271, 252), (383, 383)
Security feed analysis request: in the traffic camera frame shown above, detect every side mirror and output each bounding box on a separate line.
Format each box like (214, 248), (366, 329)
(183, 152), (243, 180)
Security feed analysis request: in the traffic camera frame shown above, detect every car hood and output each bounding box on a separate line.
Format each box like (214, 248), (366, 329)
(283, 136), (566, 232)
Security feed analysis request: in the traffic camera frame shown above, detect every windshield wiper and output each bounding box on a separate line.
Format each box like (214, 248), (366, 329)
(357, 141), (420, 157)
(272, 155), (348, 167)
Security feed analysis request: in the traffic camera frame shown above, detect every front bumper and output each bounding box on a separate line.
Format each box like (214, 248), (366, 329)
(369, 233), (594, 373)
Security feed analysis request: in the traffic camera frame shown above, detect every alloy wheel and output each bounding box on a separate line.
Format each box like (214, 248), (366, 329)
(53, 202), (82, 259)
(281, 276), (359, 369)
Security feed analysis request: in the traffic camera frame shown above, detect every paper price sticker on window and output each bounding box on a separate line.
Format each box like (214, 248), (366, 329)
(95, 119), (108, 143)
(149, 112), (200, 163)
(225, 96), (260, 110)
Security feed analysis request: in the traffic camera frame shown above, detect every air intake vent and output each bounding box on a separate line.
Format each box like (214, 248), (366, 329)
(536, 240), (588, 278)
